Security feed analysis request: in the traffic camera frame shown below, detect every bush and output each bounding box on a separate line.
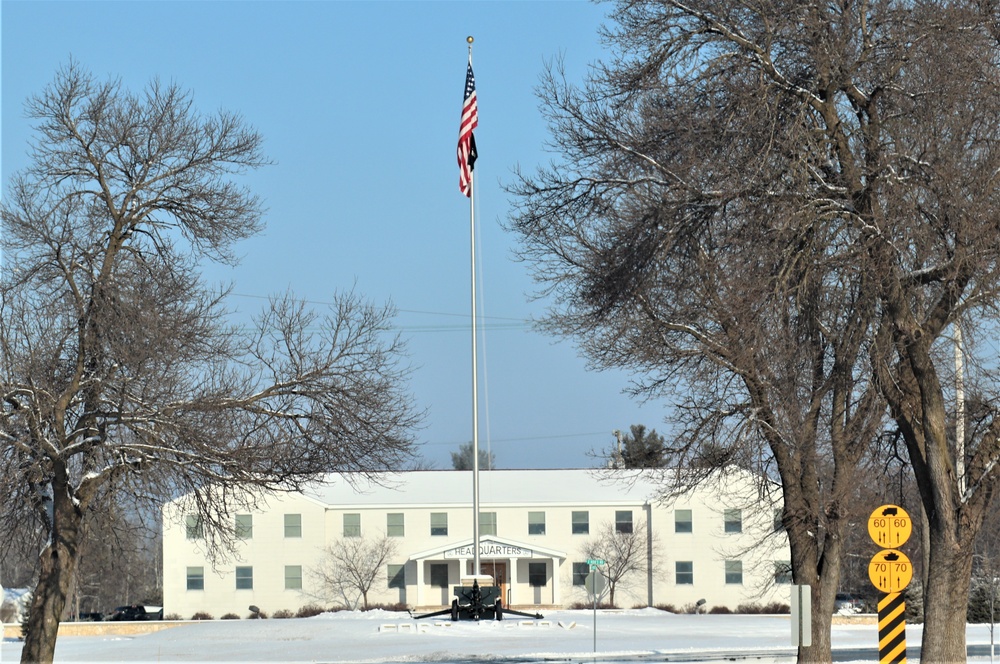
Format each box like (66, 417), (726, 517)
(190, 612), (213, 621)
(295, 604), (327, 618)
(364, 602), (409, 612)
(164, 613), (182, 621)
(272, 609), (295, 619)
(221, 613), (240, 620)
(709, 605), (732, 614)
(733, 602), (789, 614)
(248, 609), (268, 619)
(653, 604), (678, 613)
(567, 601), (617, 610)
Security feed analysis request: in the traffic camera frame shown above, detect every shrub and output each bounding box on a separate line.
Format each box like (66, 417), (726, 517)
(164, 613), (182, 621)
(653, 604), (678, 613)
(248, 609), (268, 619)
(708, 605), (732, 614)
(190, 612), (213, 621)
(364, 602), (409, 612)
(221, 613), (240, 620)
(568, 601), (617, 610)
(272, 609), (295, 619)
(295, 604), (326, 618)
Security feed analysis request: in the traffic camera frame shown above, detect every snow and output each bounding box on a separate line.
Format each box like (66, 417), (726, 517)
(3, 608), (1000, 663)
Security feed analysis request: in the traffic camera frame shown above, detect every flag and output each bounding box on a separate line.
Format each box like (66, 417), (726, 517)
(458, 61), (478, 197)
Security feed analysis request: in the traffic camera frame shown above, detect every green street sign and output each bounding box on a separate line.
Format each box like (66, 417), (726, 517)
(586, 559), (606, 566)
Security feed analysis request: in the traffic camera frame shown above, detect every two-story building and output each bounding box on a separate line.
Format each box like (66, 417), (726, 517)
(162, 468), (790, 618)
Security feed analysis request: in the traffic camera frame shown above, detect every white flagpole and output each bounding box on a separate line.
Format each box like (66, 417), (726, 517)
(467, 35), (481, 578)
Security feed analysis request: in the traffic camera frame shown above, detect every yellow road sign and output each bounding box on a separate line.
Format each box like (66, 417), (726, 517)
(869, 549), (913, 594)
(868, 505), (912, 548)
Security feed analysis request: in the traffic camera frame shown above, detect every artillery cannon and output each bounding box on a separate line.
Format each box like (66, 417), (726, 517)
(411, 577), (543, 621)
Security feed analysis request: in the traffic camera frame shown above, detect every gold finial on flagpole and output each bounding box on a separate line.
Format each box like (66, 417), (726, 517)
(467, 36), (474, 44)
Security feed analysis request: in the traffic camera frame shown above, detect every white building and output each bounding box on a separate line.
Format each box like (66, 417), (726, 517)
(162, 468), (790, 619)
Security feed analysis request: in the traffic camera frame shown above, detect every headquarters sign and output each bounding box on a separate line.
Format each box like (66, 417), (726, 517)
(444, 540), (534, 558)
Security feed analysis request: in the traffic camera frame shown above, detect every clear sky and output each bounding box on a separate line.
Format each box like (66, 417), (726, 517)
(0, 1), (656, 470)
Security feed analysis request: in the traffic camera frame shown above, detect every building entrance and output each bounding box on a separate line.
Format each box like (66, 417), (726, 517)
(478, 561), (507, 605)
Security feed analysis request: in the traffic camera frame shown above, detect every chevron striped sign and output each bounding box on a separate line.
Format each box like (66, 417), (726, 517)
(878, 592), (907, 664)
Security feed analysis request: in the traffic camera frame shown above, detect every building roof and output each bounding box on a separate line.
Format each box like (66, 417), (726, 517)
(301, 468), (667, 509)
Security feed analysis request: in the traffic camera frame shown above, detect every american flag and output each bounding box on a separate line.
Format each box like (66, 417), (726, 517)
(457, 61), (478, 197)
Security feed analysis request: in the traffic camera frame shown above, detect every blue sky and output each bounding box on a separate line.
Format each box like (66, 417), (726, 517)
(1, 1), (656, 469)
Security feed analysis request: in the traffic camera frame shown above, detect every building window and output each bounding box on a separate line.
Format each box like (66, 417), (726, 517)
(675, 509), (693, 533)
(235, 514), (253, 539)
(725, 560), (743, 584)
(430, 512), (448, 536)
(572, 511), (589, 535)
(724, 508), (743, 533)
(284, 514), (302, 538)
(479, 512), (497, 537)
(528, 562), (546, 587)
(430, 563), (449, 588)
(186, 566), (204, 590)
(285, 565), (303, 590)
(676, 561), (693, 585)
(615, 510), (633, 534)
(236, 566), (254, 590)
(343, 513), (361, 538)
(388, 564), (405, 589)
(528, 511), (546, 535)
(774, 561), (792, 585)
(572, 562), (589, 586)
(185, 514), (203, 540)
(387, 513), (405, 537)
(774, 508), (785, 532)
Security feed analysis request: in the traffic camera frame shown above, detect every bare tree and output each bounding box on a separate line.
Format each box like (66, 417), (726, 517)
(583, 519), (651, 607)
(0, 63), (420, 663)
(507, 3), (889, 659)
(313, 535), (398, 610)
(506, 0), (1000, 658)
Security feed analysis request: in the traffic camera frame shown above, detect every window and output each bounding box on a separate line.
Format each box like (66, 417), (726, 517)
(388, 564), (405, 589)
(285, 565), (303, 590)
(387, 513), (404, 537)
(724, 508), (743, 533)
(343, 513), (361, 538)
(675, 509), (693, 533)
(430, 512), (448, 536)
(571, 511), (589, 535)
(615, 510), (633, 534)
(430, 563), (449, 588)
(235, 514), (253, 539)
(774, 561), (792, 585)
(572, 562), (589, 586)
(725, 560), (743, 584)
(185, 514), (203, 540)
(774, 508), (785, 532)
(528, 511), (546, 535)
(528, 562), (546, 587)
(675, 561), (693, 585)
(236, 566), (254, 590)
(186, 566), (204, 590)
(479, 512), (497, 537)
(284, 514), (302, 538)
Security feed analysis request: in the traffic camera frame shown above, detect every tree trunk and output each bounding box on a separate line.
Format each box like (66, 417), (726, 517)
(920, 511), (975, 662)
(21, 483), (84, 664)
(785, 500), (841, 663)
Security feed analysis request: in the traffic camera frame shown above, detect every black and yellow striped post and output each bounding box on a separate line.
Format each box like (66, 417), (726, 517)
(878, 592), (906, 663)
(868, 506), (913, 664)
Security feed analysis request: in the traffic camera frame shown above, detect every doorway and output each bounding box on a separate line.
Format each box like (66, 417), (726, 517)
(479, 561), (507, 604)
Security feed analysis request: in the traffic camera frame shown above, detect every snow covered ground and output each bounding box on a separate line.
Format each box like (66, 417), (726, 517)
(3, 608), (1000, 663)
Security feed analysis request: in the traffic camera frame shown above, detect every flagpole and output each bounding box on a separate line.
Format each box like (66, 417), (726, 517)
(467, 35), (481, 579)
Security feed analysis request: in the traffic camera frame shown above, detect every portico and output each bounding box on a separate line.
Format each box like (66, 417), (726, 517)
(409, 535), (566, 609)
